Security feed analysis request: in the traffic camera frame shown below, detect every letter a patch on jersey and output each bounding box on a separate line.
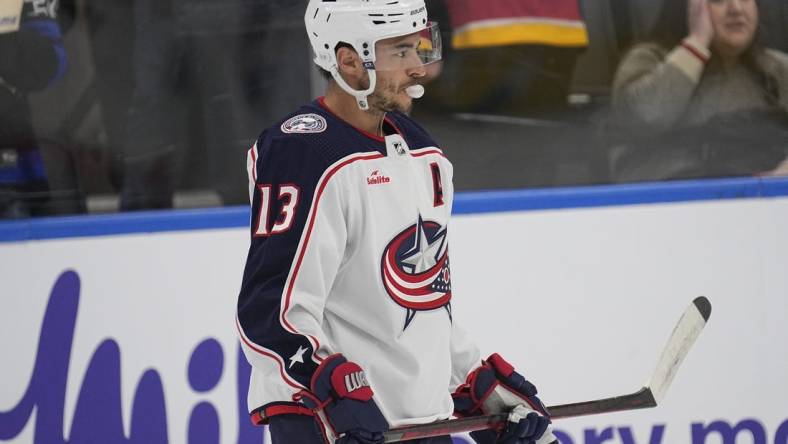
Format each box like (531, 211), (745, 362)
(430, 162), (444, 207)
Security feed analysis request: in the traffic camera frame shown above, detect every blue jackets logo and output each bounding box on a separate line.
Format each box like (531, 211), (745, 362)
(281, 114), (327, 134)
(380, 215), (452, 329)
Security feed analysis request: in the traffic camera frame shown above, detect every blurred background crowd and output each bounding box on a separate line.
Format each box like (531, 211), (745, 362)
(1, 0), (786, 219)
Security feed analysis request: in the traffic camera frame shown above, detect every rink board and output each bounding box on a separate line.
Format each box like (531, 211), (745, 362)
(1, 177), (787, 444)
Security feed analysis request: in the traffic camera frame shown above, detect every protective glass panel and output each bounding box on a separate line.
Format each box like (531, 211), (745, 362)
(3, 0), (788, 220)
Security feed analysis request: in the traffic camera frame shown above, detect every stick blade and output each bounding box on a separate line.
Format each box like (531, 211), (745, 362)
(693, 296), (712, 321)
(646, 296), (711, 403)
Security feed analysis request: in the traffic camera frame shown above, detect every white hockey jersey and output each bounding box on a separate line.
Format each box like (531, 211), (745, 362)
(236, 98), (481, 427)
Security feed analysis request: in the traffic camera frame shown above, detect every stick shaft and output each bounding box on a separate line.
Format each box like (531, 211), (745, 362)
(384, 297), (710, 443)
(383, 389), (656, 442)
(383, 414), (508, 442)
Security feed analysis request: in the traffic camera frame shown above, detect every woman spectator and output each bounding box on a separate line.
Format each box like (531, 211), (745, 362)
(610, 0), (788, 180)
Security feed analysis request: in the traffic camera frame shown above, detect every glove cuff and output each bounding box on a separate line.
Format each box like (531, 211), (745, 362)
(452, 359), (498, 416)
(295, 353), (389, 441)
(310, 354), (375, 403)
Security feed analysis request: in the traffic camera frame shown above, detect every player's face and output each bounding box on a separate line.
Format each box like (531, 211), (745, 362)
(709, 0), (758, 57)
(366, 33), (427, 113)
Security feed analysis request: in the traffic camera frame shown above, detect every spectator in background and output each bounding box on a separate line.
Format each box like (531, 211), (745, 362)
(122, 0), (311, 211)
(0, 0), (67, 218)
(83, 0), (135, 193)
(122, 0), (245, 210)
(610, 0), (788, 181)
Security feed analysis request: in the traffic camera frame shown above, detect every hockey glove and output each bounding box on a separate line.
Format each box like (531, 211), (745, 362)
(453, 353), (556, 444)
(295, 354), (389, 444)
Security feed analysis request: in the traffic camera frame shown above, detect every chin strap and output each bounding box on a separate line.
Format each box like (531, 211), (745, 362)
(330, 64), (377, 111)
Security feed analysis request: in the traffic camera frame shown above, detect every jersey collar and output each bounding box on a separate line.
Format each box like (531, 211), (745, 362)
(316, 97), (403, 143)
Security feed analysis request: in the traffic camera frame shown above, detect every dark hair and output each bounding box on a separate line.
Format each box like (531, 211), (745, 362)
(647, 0), (780, 104)
(315, 42), (355, 81)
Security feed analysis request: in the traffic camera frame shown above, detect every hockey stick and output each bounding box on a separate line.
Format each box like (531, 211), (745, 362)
(383, 296), (712, 443)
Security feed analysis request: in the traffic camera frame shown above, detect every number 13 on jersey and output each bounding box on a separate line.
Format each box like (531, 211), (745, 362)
(253, 184), (301, 237)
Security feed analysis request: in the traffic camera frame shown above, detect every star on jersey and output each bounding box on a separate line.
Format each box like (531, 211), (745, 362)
(380, 215), (453, 330)
(288, 345), (309, 369)
(400, 217), (446, 274)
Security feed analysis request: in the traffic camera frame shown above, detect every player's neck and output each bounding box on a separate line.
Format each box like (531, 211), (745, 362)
(323, 85), (385, 137)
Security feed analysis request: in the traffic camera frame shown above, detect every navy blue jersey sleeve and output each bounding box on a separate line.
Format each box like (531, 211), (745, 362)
(237, 130), (345, 390)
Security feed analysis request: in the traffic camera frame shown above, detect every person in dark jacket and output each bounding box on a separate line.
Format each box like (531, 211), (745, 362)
(0, 0), (67, 218)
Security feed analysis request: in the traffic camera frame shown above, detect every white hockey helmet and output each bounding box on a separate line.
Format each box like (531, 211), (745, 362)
(305, 0), (441, 110)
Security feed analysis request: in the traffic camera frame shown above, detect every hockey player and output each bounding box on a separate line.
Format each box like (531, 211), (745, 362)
(236, 1), (556, 443)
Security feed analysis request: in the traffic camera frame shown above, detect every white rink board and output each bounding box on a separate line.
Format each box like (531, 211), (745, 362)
(2, 196), (787, 443)
(448, 198), (788, 443)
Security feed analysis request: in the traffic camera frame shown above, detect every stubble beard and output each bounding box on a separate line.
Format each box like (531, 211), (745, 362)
(365, 77), (412, 114)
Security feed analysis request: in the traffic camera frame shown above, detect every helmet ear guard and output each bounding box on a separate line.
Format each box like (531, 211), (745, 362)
(304, 0), (438, 110)
(330, 63), (378, 110)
